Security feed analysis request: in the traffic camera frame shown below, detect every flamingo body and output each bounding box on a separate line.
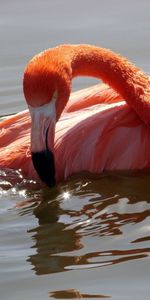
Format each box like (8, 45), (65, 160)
(0, 83), (150, 184)
(1, 44), (150, 186)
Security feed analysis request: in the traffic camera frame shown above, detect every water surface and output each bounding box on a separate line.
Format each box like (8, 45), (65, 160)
(0, 1), (150, 299)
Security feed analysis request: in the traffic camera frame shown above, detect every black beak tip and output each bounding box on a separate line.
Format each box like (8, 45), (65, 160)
(32, 150), (56, 187)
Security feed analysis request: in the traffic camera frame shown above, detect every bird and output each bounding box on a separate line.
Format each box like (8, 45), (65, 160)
(0, 44), (150, 187)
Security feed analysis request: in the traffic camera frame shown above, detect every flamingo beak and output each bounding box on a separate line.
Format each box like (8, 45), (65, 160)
(29, 99), (56, 187)
(32, 147), (56, 187)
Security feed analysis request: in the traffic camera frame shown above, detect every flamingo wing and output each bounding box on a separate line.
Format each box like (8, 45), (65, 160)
(55, 101), (150, 181)
(64, 84), (122, 113)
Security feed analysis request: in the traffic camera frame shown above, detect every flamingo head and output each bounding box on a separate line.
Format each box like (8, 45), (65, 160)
(23, 49), (71, 187)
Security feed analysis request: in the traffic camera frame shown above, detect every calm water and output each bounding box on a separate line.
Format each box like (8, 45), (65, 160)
(0, 1), (150, 299)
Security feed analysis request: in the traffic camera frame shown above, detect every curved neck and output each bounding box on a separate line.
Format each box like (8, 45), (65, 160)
(59, 44), (150, 125)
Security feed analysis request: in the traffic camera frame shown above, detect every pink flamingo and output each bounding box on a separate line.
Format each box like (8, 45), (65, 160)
(0, 44), (150, 187)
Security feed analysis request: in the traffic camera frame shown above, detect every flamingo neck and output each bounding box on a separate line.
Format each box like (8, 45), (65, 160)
(57, 45), (150, 125)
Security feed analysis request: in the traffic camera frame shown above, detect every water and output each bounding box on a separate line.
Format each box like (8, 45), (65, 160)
(0, 1), (150, 299)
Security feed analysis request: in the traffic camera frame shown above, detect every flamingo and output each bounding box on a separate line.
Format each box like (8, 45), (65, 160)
(0, 44), (150, 187)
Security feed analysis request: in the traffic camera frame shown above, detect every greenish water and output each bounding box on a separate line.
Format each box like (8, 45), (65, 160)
(0, 1), (150, 299)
